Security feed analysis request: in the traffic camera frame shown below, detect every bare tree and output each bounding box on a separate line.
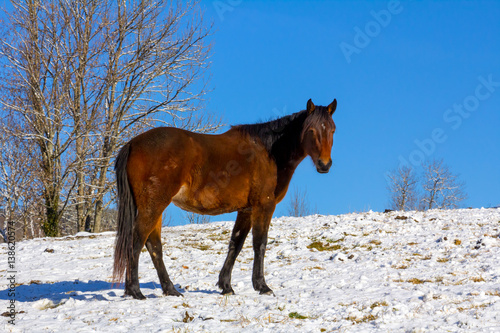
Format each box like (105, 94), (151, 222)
(287, 187), (315, 217)
(0, 0), (220, 237)
(420, 159), (467, 210)
(185, 212), (211, 225)
(0, 1), (77, 236)
(0, 114), (44, 240)
(386, 165), (419, 211)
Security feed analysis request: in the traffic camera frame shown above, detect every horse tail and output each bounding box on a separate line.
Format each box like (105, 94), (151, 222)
(113, 143), (135, 285)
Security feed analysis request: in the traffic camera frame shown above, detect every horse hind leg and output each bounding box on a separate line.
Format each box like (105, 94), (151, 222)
(124, 211), (159, 300)
(124, 223), (148, 299)
(145, 220), (182, 297)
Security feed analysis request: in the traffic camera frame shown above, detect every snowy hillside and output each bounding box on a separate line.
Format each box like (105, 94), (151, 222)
(2, 208), (500, 332)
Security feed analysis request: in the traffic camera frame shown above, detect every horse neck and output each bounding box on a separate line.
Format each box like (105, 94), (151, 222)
(269, 117), (308, 200)
(270, 113), (308, 170)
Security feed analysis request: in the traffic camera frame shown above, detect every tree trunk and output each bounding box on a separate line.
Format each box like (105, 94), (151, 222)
(94, 199), (103, 233)
(43, 192), (60, 237)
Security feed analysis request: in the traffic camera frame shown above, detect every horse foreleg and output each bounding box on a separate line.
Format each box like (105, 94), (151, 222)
(145, 221), (182, 297)
(218, 211), (251, 295)
(251, 204), (275, 295)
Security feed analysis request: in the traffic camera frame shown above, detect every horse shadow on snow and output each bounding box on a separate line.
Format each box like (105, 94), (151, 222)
(0, 280), (219, 303)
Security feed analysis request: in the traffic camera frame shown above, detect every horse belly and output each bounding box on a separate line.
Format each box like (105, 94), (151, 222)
(171, 183), (248, 215)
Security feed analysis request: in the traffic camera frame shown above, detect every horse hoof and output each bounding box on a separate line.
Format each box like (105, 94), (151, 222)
(221, 289), (235, 296)
(165, 289), (183, 297)
(125, 290), (146, 300)
(259, 288), (275, 296)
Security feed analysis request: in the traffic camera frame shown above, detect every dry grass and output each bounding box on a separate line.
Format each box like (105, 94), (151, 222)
(288, 312), (308, 319)
(361, 244), (373, 251)
(370, 301), (389, 309)
(434, 276), (444, 283)
(173, 302), (191, 309)
(486, 290), (500, 297)
(407, 278), (428, 284)
(304, 266), (324, 271)
(394, 278), (430, 284)
(186, 242), (211, 251)
(345, 314), (378, 324)
(307, 241), (341, 251)
(471, 276), (485, 283)
(457, 303), (490, 312)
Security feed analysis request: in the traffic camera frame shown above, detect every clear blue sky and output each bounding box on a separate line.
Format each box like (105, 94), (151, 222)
(168, 0), (500, 224)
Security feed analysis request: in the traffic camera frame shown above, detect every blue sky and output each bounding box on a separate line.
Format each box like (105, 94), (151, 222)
(4, 1), (498, 225)
(167, 0), (500, 224)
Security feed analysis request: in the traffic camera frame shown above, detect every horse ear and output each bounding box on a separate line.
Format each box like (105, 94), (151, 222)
(307, 99), (315, 114)
(328, 99), (337, 115)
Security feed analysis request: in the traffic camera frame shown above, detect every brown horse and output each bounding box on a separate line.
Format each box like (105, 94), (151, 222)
(113, 98), (338, 299)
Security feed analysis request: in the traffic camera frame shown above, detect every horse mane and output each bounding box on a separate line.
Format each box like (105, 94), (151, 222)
(232, 110), (309, 165)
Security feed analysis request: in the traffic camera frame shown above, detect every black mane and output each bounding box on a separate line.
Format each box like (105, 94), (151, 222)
(232, 110), (309, 166)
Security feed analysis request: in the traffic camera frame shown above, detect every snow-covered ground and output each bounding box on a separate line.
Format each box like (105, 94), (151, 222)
(2, 208), (500, 332)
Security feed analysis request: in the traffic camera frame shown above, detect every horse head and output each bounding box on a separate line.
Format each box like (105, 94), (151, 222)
(301, 98), (337, 173)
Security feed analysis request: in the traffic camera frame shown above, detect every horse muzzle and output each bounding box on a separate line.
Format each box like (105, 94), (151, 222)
(316, 159), (332, 173)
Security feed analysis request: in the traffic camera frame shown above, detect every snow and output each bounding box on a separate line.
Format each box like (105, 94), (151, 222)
(2, 208), (500, 332)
